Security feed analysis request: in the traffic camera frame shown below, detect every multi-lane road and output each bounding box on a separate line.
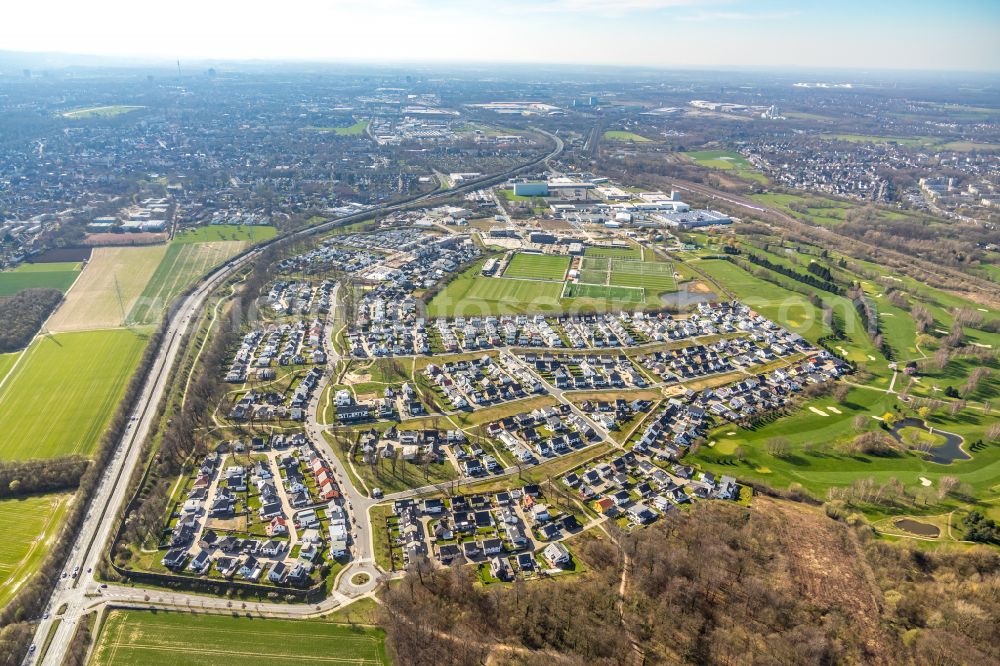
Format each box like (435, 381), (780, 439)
(25, 130), (563, 665)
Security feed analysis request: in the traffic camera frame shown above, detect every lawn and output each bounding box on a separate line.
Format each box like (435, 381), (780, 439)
(684, 150), (768, 184)
(604, 130), (652, 143)
(688, 387), (1000, 502)
(503, 253), (569, 281)
(61, 105), (144, 118)
(172, 224), (277, 244)
(0, 262), (81, 297)
(0, 493), (72, 608)
(47, 245), (167, 332)
(89, 609), (390, 665)
(426, 261), (566, 317)
(564, 282), (644, 302)
(0, 329), (147, 459)
(128, 241), (247, 325)
(584, 246), (642, 260)
(304, 120), (370, 136)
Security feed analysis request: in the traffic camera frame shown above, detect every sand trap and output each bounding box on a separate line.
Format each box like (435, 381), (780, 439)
(708, 440), (716, 447)
(727, 431), (736, 435)
(809, 406), (829, 416)
(881, 313), (895, 317)
(867, 354), (876, 361)
(977, 308), (988, 312)
(919, 477), (932, 487)
(872, 415), (884, 421)
(836, 346), (849, 355)
(827, 406), (842, 414)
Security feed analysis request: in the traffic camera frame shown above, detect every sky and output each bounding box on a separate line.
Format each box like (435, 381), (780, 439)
(2, 0), (999, 72)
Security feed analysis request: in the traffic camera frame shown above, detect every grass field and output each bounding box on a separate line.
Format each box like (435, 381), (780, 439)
(752, 192), (854, 227)
(689, 387), (1000, 504)
(47, 246), (167, 332)
(427, 262), (566, 317)
(565, 282), (644, 302)
(89, 609), (390, 665)
(684, 150), (768, 184)
(604, 130), (652, 143)
(304, 120), (370, 136)
(584, 246), (642, 260)
(128, 241), (246, 325)
(0, 262), (81, 297)
(172, 224), (276, 244)
(503, 253), (569, 281)
(62, 105), (144, 118)
(0, 493), (71, 608)
(0, 352), (19, 384)
(0, 329), (147, 459)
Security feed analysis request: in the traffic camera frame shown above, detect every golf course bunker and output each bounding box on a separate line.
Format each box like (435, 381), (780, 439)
(893, 518), (940, 538)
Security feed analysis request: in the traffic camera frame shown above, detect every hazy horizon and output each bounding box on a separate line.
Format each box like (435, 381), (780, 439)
(3, 0), (1000, 73)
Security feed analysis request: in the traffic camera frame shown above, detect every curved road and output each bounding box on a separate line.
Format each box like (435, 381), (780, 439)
(27, 130), (564, 665)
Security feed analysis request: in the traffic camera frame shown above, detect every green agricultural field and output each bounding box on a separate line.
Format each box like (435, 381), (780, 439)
(89, 609), (390, 665)
(584, 246), (642, 260)
(604, 130), (652, 143)
(684, 150), (768, 184)
(0, 329), (147, 459)
(0, 352), (19, 383)
(503, 253), (569, 281)
(0, 262), (81, 297)
(61, 105), (144, 118)
(688, 387), (1000, 503)
(128, 241), (247, 325)
(0, 493), (71, 608)
(304, 120), (370, 136)
(172, 224), (276, 244)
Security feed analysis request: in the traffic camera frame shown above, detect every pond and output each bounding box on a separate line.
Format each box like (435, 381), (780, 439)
(893, 518), (941, 538)
(889, 417), (969, 465)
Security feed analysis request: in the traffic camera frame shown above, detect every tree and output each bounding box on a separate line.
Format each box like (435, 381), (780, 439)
(853, 414), (869, 432)
(832, 383), (850, 404)
(882, 412), (898, 428)
(766, 437), (790, 457)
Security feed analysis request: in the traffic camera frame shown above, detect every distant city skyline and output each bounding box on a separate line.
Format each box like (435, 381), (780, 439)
(3, 0), (999, 72)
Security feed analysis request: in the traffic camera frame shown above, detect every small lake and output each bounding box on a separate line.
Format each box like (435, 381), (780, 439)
(893, 518), (940, 538)
(889, 417), (969, 465)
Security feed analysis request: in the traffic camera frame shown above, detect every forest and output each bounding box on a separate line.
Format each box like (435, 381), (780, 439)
(379, 498), (1000, 666)
(0, 288), (62, 352)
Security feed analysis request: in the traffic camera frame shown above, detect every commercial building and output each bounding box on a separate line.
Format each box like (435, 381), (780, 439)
(513, 181), (549, 197)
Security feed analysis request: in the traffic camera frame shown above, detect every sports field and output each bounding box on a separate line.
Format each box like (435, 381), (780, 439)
(584, 246), (642, 260)
(89, 610), (390, 665)
(0, 262), (81, 297)
(427, 264), (565, 317)
(503, 253), (569, 281)
(564, 282), (644, 302)
(580, 257), (676, 293)
(304, 120), (370, 136)
(47, 246), (166, 332)
(0, 493), (71, 608)
(128, 241), (246, 324)
(172, 224), (276, 244)
(0, 329), (147, 459)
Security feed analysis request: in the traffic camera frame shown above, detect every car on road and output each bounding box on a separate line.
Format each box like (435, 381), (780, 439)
(60, 572), (67, 579)
(100, 583), (108, 588)
(72, 566), (80, 578)
(42, 612), (49, 620)
(29, 644), (36, 653)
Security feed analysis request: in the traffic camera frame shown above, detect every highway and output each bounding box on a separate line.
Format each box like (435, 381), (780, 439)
(25, 129), (564, 664)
